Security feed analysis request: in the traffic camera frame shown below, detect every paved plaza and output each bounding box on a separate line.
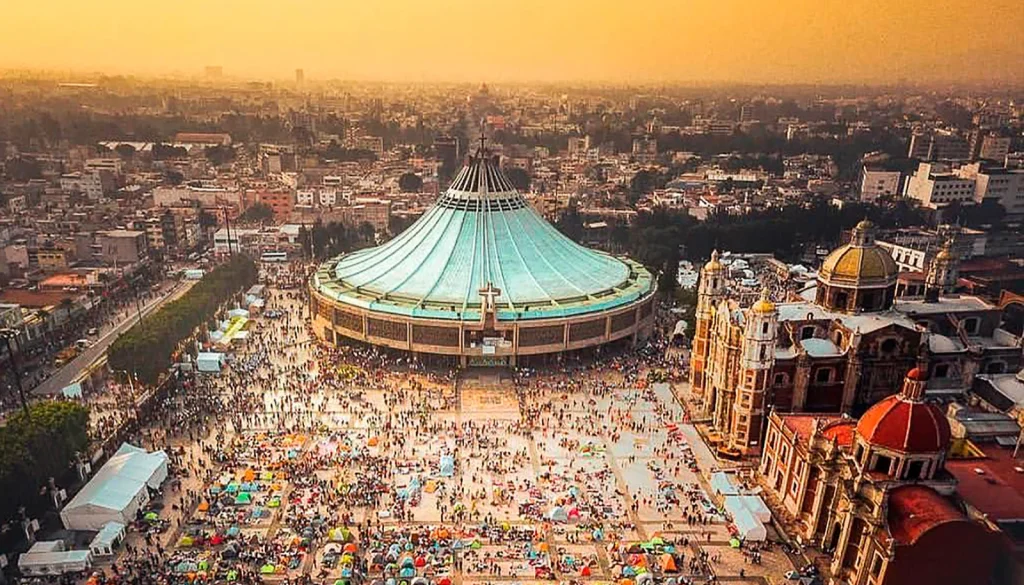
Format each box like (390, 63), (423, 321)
(113, 284), (796, 585)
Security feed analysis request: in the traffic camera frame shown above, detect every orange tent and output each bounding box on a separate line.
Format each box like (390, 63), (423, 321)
(659, 554), (677, 573)
(242, 469), (255, 482)
(368, 437), (379, 446)
(197, 501), (210, 512)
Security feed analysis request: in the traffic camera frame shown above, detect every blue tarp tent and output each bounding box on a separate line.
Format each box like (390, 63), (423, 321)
(725, 497), (766, 541)
(197, 352), (225, 373)
(439, 455), (455, 478)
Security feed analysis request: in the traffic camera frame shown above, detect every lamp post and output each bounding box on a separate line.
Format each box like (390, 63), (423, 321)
(0, 328), (30, 416)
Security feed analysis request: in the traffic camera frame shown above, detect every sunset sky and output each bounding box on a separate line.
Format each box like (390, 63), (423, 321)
(1, 0), (1021, 83)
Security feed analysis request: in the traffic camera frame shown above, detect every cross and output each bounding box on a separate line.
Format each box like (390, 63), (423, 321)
(478, 126), (487, 153)
(479, 282), (501, 312)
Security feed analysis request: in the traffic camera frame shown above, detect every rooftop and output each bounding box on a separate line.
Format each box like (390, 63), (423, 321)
(946, 445), (1024, 522)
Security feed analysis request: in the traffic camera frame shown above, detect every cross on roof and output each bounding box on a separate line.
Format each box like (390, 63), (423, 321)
(479, 282), (501, 311)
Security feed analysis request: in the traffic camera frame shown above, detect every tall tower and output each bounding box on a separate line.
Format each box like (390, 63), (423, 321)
(732, 287), (778, 452)
(690, 250), (726, 396)
(924, 238), (958, 302)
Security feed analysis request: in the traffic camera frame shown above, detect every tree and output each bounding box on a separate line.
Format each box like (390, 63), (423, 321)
(5, 156), (43, 181)
(505, 167), (531, 191)
(398, 172), (424, 193)
(358, 221), (376, 244)
(0, 401), (89, 523)
(205, 145), (236, 167)
(114, 144), (137, 160)
(165, 170), (184, 185)
(239, 202), (275, 224)
(107, 256), (257, 385)
(554, 205), (585, 243)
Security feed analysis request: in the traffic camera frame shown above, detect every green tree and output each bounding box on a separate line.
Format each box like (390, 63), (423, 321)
(205, 145), (236, 166)
(398, 172), (424, 193)
(107, 256), (257, 385)
(239, 202), (275, 223)
(0, 401), (90, 523)
(504, 167), (531, 191)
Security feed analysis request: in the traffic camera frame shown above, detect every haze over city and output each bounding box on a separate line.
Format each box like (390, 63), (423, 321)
(1, 0), (1022, 84)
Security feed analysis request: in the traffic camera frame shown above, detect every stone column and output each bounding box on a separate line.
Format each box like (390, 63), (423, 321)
(792, 352), (811, 411)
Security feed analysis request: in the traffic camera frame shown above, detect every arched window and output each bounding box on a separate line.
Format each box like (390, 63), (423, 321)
(962, 317), (981, 335)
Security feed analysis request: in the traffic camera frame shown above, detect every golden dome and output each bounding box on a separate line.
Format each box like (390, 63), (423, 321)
(750, 287), (776, 314)
(934, 240), (955, 261)
(703, 249), (723, 272)
(819, 244), (898, 286)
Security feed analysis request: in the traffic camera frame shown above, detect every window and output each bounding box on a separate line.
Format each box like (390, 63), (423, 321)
(773, 373), (789, 386)
(815, 368), (834, 383)
(871, 553), (884, 578)
(762, 322), (770, 334)
(801, 326), (816, 340)
(880, 338), (898, 355)
(873, 454), (892, 474)
(962, 317), (980, 335)
(854, 443), (864, 462)
(933, 363), (950, 378)
(760, 346), (767, 360)
(790, 478), (800, 495)
(906, 460), (925, 479)
(987, 362), (1006, 374)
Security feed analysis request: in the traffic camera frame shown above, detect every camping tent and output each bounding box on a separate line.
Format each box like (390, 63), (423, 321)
(60, 444), (169, 531)
(197, 352), (225, 373)
(89, 522), (126, 557)
(546, 506), (569, 522)
(725, 495), (771, 523)
(18, 541), (93, 576)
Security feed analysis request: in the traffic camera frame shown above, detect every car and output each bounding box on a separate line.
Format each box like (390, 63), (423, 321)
(87, 328), (99, 336)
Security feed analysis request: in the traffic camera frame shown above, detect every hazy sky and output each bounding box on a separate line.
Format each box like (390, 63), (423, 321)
(1, 0), (1021, 84)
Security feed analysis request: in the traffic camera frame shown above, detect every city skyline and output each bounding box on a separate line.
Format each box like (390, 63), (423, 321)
(1, 0), (1022, 85)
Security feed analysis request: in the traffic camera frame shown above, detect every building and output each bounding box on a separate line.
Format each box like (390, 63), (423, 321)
(249, 190), (295, 223)
(36, 248), (71, 272)
(309, 148), (656, 367)
(59, 172), (105, 199)
(690, 221), (1021, 454)
(434, 135), (460, 176)
(956, 162), (1024, 218)
(970, 130), (1012, 162)
(95, 230), (148, 265)
(859, 168), (902, 202)
(354, 136), (384, 157)
(173, 132), (231, 146)
(908, 130), (970, 161)
(338, 198), (391, 232)
(759, 368), (1007, 585)
(904, 162), (976, 209)
(631, 136), (658, 163)
(295, 68), (304, 84)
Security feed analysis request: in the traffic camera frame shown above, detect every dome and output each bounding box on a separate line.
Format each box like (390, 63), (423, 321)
(750, 287), (775, 314)
(818, 221), (898, 288)
(320, 149), (653, 321)
(703, 250), (723, 272)
(856, 370), (950, 453)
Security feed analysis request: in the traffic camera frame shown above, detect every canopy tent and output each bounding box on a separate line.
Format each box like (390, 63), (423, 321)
(725, 495), (771, 523)
(89, 521), (126, 557)
(60, 443), (169, 531)
(18, 541), (93, 576)
(439, 455), (455, 478)
(197, 352), (225, 373)
(62, 382), (84, 399)
(726, 498), (767, 542)
(709, 472), (740, 496)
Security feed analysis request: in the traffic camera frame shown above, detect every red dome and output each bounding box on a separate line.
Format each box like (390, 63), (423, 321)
(906, 367), (927, 381)
(856, 394), (950, 453)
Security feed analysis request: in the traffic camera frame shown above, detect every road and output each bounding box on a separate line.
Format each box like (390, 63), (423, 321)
(32, 279), (196, 397)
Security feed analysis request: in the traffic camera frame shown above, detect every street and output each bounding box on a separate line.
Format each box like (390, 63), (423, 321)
(31, 279), (196, 397)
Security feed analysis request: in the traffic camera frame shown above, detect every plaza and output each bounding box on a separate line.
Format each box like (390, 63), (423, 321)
(106, 275), (799, 585)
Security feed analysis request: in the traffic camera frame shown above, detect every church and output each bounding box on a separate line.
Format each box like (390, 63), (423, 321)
(689, 220), (1022, 455)
(759, 368), (1007, 585)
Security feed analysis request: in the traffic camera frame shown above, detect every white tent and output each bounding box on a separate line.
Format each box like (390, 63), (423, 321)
(18, 541), (93, 576)
(710, 471), (740, 496)
(60, 444), (168, 531)
(725, 497), (767, 541)
(89, 521), (126, 557)
(197, 352), (225, 373)
(725, 495), (772, 523)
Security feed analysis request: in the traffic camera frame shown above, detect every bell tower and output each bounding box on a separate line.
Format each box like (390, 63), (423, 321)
(732, 287), (778, 452)
(924, 238), (958, 302)
(691, 250), (726, 396)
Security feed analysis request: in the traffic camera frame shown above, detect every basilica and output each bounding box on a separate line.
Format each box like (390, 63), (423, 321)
(690, 220), (1022, 455)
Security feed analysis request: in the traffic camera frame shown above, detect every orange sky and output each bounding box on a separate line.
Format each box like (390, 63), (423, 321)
(1, 0), (1021, 83)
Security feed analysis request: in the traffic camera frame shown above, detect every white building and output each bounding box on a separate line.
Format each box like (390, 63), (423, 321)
(956, 163), (1024, 217)
(859, 168), (902, 202)
(904, 163), (976, 209)
(60, 172), (104, 199)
